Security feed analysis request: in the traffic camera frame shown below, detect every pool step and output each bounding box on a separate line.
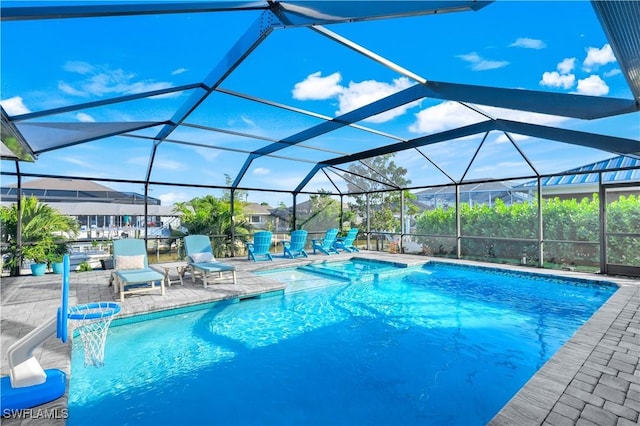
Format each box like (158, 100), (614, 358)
(298, 263), (403, 282)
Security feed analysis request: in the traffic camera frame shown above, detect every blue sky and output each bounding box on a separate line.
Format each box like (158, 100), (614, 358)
(1, 1), (638, 207)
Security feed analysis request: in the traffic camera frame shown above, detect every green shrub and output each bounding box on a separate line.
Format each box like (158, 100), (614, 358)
(414, 194), (640, 266)
(78, 261), (92, 272)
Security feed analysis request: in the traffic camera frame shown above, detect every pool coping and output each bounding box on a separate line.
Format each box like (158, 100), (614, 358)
(1, 252), (638, 425)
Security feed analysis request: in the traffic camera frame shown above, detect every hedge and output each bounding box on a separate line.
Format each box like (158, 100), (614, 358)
(414, 194), (640, 267)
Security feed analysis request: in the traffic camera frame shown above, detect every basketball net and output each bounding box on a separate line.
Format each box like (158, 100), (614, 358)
(68, 302), (120, 367)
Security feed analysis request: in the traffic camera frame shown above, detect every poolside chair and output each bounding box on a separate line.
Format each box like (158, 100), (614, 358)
(246, 231), (273, 262)
(112, 239), (165, 302)
(311, 228), (340, 255)
(282, 230), (309, 259)
(184, 235), (237, 287)
(334, 228), (360, 253)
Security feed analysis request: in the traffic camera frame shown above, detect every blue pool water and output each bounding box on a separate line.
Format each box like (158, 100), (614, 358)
(68, 261), (616, 426)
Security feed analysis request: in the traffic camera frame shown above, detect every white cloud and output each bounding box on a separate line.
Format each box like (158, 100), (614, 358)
(603, 68), (621, 78)
(409, 101), (569, 135)
(557, 58), (575, 75)
(409, 101), (482, 134)
(457, 52), (509, 71)
(292, 73), (419, 123)
(575, 75), (609, 96)
(153, 158), (185, 170)
(158, 191), (189, 204)
(58, 81), (87, 97)
(63, 61), (94, 75)
(484, 106), (568, 127)
(192, 146), (221, 162)
(0, 96), (31, 115)
(292, 71), (343, 100)
(60, 61), (173, 97)
(539, 71), (575, 89)
(127, 155), (184, 170)
(583, 44), (616, 71)
(76, 112), (95, 122)
(62, 156), (96, 169)
(240, 115), (256, 127)
(253, 167), (270, 175)
(124, 81), (173, 95)
(171, 68), (188, 75)
(336, 77), (418, 123)
(510, 37), (546, 50)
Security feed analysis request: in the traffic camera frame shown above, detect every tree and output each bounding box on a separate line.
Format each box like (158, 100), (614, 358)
(0, 196), (78, 276)
(298, 192), (341, 231)
(221, 174), (248, 203)
(173, 194), (251, 257)
(345, 154), (416, 233)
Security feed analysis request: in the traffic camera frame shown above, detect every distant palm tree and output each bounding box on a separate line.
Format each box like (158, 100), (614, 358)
(0, 196), (78, 275)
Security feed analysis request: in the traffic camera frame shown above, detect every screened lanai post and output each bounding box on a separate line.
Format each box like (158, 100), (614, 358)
(599, 174), (606, 274)
(144, 183), (149, 252)
(292, 193), (297, 230)
(456, 184), (461, 259)
(15, 163), (23, 276)
(230, 190), (235, 257)
(366, 193), (371, 251)
(537, 177), (544, 267)
(400, 191), (405, 253)
(339, 194), (344, 233)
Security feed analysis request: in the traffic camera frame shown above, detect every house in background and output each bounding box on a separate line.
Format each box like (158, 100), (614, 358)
(1, 178), (182, 237)
(517, 155), (640, 200)
(244, 202), (274, 230)
(414, 156), (639, 209)
(414, 181), (531, 210)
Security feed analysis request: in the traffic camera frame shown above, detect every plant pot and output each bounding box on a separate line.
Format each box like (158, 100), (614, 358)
(30, 263), (47, 276)
(52, 262), (64, 274)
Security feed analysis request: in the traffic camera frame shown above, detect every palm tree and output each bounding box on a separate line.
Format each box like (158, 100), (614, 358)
(0, 196), (78, 276)
(173, 195), (251, 257)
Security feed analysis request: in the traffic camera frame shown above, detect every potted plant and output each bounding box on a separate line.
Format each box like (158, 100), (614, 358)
(22, 241), (49, 276)
(50, 255), (65, 274)
(0, 195), (78, 276)
(47, 243), (68, 274)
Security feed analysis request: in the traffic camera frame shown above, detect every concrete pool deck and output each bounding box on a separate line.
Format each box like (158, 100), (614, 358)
(1, 252), (638, 425)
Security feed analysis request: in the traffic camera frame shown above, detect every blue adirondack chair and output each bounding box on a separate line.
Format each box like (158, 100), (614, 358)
(246, 231), (273, 262)
(282, 230), (309, 259)
(334, 228), (360, 253)
(311, 228), (340, 255)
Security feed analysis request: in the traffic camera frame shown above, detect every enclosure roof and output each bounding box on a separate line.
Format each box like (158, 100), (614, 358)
(13, 178), (115, 192)
(0, 201), (179, 217)
(1, 1), (639, 203)
(2, 178), (161, 204)
(519, 155), (640, 189)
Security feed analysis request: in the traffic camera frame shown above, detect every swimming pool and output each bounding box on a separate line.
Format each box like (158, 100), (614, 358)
(68, 261), (617, 425)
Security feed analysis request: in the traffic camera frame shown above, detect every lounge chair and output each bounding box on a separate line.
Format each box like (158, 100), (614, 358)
(282, 230), (309, 259)
(112, 239), (165, 302)
(184, 235), (237, 287)
(246, 231), (273, 262)
(334, 228), (360, 253)
(311, 228), (340, 255)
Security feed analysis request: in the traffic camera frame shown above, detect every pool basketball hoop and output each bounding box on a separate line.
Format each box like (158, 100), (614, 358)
(1, 254), (120, 412)
(68, 302), (121, 367)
